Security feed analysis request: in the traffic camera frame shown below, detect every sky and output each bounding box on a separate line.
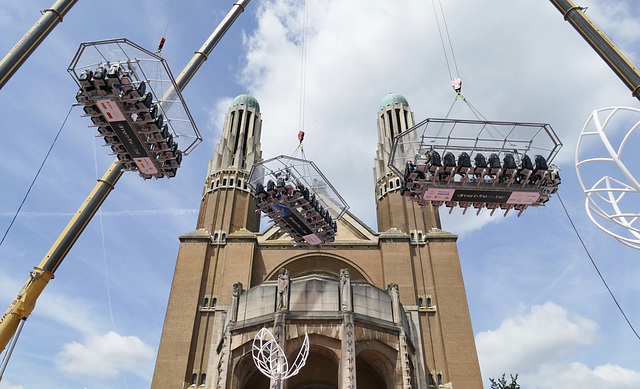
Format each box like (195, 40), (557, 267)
(1, 0), (640, 388)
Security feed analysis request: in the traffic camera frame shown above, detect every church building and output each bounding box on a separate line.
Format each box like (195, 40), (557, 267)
(150, 93), (483, 389)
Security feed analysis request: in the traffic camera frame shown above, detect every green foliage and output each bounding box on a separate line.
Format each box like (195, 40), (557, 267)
(489, 373), (521, 389)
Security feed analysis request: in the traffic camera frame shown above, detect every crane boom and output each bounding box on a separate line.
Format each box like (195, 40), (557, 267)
(0, 0), (78, 90)
(0, 0), (251, 380)
(550, 0), (640, 101)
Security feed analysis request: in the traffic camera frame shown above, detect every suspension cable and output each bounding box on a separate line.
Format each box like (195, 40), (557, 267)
(557, 192), (640, 341)
(297, 0), (309, 132)
(0, 104), (74, 248)
(156, 0), (179, 54)
(431, 0), (459, 81)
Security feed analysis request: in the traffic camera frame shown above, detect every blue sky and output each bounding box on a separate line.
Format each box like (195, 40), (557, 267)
(1, 1), (640, 388)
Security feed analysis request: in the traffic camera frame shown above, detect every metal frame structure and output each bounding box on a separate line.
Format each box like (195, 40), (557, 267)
(248, 155), (349, 245)
(388, 117), (563, 216)
(68, 39), (202, 179)
(576, 106), (640, 249)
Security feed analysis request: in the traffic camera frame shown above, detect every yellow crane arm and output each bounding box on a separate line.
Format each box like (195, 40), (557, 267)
(0, 160), (123, 352)
(550, 0), (640, 100)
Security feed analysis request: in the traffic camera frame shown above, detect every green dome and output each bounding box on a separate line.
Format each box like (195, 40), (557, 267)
(379, 93), (409, 111)
(231, 94), (260, 112)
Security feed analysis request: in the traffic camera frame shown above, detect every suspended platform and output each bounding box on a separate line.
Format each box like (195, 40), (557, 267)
(388, 118), (563, 216)
(248, 155), (349, 245)
(68, 39), (202, 179)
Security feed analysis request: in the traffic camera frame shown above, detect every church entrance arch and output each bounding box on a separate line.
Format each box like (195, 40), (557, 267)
(356, 355), (387, 388)
(235, 342), (339, 389)
(266, 253), (371, 283)
(285, 345), (339, 389)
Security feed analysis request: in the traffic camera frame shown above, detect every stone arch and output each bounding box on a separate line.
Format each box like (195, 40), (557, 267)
(265, 252), (372, 283)
(285, 342), (339, 389)
(233, 350), (268, 389)
(355, 340), (398, 389)
(357, 355), (388, 389)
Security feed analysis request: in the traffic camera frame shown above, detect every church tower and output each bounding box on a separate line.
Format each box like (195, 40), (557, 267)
(374, 93), (440, 233)
(151, 94), (483, 389)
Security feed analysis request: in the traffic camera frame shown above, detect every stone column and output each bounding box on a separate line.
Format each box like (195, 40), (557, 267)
(210, 282), (243, 389)
(340, 269), (356, 389)
(272, 270), (289, 389)
(388, 283), (412, 389)
(270, 311), (287, 389)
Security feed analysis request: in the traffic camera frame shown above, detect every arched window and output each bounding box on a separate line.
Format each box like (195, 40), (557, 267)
(426, 297), (432, 307)
(191, 373), (197, 385)
(210, 182), (215, 190)
(215, 180), (219, 187)
(213, 233), (219, 241)
(212, 298), (217, 307)
(428, 374), (435, 387)
(411, 233), (415, 240)
(417, 233), (422, 241)
(203, 298), (209, 307)
(437, 373), (442, 386)
(230, 178), (234, 187)
(237, 179), (242, 187)
(222, 179), (227, 186)
(389, 181), (394, 189)
(396, 178), (400, 187)
(418, 297), (423, 307)
(200, 373), (206, 386)
(221, 233), (226, 241)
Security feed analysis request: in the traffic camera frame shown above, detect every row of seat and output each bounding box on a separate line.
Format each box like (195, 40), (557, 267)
(398, 151), (561, 216)
(75, 64), (182, 179)
(403, 151), (557, 187)
(255, 179), (337, 244)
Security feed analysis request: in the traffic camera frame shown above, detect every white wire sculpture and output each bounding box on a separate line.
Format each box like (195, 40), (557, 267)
(576, 106), (640, 249)
(252, 328), (309, 386)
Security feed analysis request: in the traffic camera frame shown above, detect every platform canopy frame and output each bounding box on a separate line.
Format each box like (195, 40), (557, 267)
(388, 117), (563, 216)
(68, 38), (202, 155)
(248, 155), (349, 221)
(389, 118), (562, 174)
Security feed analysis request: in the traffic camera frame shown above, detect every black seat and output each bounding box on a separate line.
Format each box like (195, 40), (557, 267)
(503, 153), (517, 169)
(488, 153), (501, 169)
(428, 151), (442, 166)
(266, 179), (276, 194)
(458, 152), (472, 168)
(534, 155), (548, 170)
(443, 152), (456, 167)
(474, 153), (487, 168)
(520, 154), (533, 171)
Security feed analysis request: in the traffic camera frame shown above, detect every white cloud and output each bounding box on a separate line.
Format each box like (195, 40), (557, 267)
(476, 302), (597, 376)
(476, 302), (640, 388)
(525, 362), (640, 389)
(55, 331), (154, 380)
(440, 208), (506, 236)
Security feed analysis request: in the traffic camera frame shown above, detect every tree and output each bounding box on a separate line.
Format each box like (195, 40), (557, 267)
(489, 373), (521, 389)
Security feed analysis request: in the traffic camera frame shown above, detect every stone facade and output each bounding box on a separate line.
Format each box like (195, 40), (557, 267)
(150, 94), (483, 389)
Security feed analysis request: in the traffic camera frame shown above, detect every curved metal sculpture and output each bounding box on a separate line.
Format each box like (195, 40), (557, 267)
(252, 328), (309, 386)
(576, 106), (640, 249)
